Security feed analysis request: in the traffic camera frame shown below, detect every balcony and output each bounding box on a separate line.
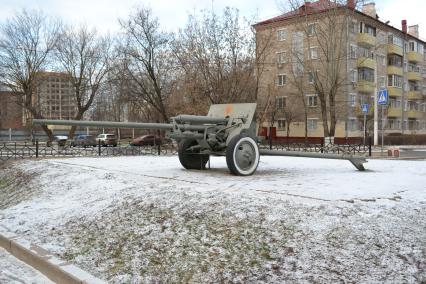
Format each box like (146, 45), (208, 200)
(387, 65), (403, 76)
(407, 65), (422, 81)
(387, 107), (402, 117)
(387, 44), (403, 56)
(357, 33), (376, 47)
(407, 51), (423, 62)
(357, 57), (375, 69)
(388, 87), (402, 97)
(356, 81), (375, 93)
(407, 110), (423, 119)
(408, 72), (422, 81)
(407, 91), (422, 100)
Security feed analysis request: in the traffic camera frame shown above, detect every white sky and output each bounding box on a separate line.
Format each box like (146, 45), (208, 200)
(0, 0), (425, 39)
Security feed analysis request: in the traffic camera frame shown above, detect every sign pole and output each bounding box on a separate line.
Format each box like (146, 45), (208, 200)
(363, 113), (366, 145)
(381, 106), (384, 156)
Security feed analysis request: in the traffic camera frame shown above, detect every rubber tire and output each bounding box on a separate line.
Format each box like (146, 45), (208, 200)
(226, 134), (260, 176)
(178, 139), (209, 170)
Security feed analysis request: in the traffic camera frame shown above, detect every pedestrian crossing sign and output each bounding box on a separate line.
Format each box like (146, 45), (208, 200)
(377, 89), (388, 105)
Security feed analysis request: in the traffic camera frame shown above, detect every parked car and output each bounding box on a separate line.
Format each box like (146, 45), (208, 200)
(70, 135), (97, 147)
(54, 135), (68, 146)
(131, 135), (162, 146)
(96, 134), (117, 147)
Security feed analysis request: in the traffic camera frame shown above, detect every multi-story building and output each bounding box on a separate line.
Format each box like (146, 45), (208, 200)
(0, 90), (23, 129)
(254, 0), (426, 142)
(33, 71), (76, 122)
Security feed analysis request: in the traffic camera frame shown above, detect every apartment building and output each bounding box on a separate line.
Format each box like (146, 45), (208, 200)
(254, 0), (426, 140)
(30, 71), (76, 125)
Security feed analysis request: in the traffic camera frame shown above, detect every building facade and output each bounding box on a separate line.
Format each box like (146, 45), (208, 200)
(33, 71), (76, 122)
(254, 0), (426, 140)
(0, 91), (23, 129)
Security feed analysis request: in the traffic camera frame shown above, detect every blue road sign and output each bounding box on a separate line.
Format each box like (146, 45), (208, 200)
(361, 103), (369, 113)
(377, 89), (388, 105)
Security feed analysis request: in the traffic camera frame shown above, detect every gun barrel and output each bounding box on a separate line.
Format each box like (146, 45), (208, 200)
(32, 119), (213, 132)
(172, 115), (227, 124)
(33, 119), (174, 130)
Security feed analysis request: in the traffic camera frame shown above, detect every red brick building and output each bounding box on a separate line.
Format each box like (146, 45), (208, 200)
(0, 91), (23, 129)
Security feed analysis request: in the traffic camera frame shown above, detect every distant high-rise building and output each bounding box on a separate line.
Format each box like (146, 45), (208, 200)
(34, 71), (76, 121)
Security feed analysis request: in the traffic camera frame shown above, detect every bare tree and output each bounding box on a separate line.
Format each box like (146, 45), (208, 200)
(118, 6), (172, 122)
(173, 8), (256, 105)
(55, 25), (112, 139)
(0, 10), (61, 141)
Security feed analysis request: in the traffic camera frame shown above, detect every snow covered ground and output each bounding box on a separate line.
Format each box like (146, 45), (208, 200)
(0, 155), (425, 282)
(0, 248), (53, 284)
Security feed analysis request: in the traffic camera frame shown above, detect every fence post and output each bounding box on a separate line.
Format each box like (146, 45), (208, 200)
(368, 136), (372, 157)
(320, 138), (324, 153)
(36, 140), (39, 158)
(98, 140), (101, 156)
(158, 143), (161, 156)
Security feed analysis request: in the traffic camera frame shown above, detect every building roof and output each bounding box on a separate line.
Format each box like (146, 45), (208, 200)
(253, 0), (426, 45)
(254, 0), (343, 26)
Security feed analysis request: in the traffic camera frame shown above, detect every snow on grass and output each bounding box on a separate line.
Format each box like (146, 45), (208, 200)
(0, 155), (425, 282)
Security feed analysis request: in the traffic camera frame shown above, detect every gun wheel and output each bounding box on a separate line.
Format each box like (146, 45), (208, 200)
(178, 139), (209, 170)
(226, 134), (260, 176)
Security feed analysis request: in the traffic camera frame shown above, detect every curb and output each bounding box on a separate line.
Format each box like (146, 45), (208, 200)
(0, 233), (105, 284)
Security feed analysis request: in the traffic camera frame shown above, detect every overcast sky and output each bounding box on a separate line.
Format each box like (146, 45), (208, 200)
(0, 0), (425, 39)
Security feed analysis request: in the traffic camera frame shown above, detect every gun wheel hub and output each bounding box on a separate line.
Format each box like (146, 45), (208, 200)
(226, 135), (260, 176)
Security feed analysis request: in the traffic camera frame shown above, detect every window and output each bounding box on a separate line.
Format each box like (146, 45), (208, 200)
(387, 74), (402, 88)
(350, 69), (357, 83)
(277, 52), (287, 64)
(376, 55), (386, 66)
(389, 98), (401, 108)
(409, 81), (419, 91)
(277, 29), (286, 41)
(307, 94), (318, 107)
(364, 24), (376, 36)
(378, 76), (386, 88)
(408, 63), (420, 72)
(276, 97), (286, 109)
(308, 118), (318, 130)
(418, 44), (424, 55)
(349, 21), (357, 33)
(388, 119), (401, 130)
(388, 35), (403, 47)
(309, 47), (318, 59)
(388, 54), (403, 67)
(349, 93), (357, 107)
(308, 23), (316, 36)
(409, 41), (415, 51)
(347, 118), (358, 131)
(308, 71), (315, 84)
(277, 74), (286, 86)
(358, 68), (374, 82)
(358, 46), (374, 59)
(277, 119), (286, 130)
(350, 45), (357, 59)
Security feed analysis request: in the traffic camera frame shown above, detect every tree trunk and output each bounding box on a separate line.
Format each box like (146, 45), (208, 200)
(328, 92), (336, 137)
(68, 111), (85, 139)
(319, 97), (330, 137)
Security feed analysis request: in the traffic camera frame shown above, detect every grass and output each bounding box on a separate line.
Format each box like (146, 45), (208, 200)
(58, 192), (296, 283)
(0, 168), (37, 209)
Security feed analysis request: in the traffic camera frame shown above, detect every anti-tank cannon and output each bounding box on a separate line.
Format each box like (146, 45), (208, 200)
(33, 103), (367, 175)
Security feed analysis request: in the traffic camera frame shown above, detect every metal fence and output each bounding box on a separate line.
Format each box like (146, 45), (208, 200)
(0, 141), (178, 162)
